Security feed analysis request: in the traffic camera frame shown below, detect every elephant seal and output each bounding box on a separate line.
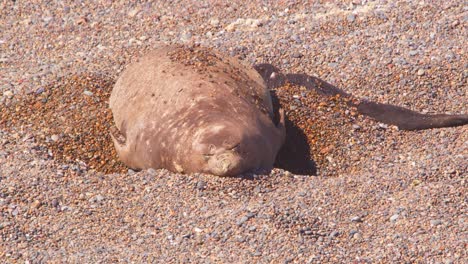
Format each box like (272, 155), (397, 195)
(110, 45), (285, 176)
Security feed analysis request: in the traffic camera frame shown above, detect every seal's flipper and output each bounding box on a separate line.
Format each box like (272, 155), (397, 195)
(253, 63), (349, 96)
(110, 125), (126, 145)
(253, 64), (287, 90)
(356, 101), (468, 130)
(276, 108), (286, 145)
(254, 64), (468, 131)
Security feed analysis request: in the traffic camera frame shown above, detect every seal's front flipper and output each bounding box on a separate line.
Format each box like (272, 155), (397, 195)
(277, 108), (286, 142)
(110, 125), (126, 145)
(271, 107), (287, 154)
(109, 122), (141, 169)
(253, 63), (349, 97)
(357, 100), (468, 130)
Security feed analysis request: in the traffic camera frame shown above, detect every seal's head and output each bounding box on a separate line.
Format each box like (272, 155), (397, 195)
(191, 121), (251, 176)
(188, 109), (285, 177)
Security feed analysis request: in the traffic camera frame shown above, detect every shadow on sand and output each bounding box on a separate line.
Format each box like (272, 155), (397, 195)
(254, 63), (468, 176)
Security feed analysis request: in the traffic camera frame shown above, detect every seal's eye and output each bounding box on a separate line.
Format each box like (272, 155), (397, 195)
(228, 143), (240, 152)
(201, 144), (216, 158)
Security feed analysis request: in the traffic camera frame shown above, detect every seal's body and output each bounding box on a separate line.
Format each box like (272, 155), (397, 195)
(110, 45), (285, 176)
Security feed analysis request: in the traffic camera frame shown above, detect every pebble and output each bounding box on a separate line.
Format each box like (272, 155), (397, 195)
(347, 14), (356, 23)
(35, 87), (45, 95)
(196, 180), (207, 190)
(83, 90), (94, 96)
(51, 199), (59, 208)
(225, 18), (262, 31)
(31, 200), (42, 209)
(292, 52), (303, 58)
(3, 90), (13, 98)
(51, 134), (59, 142)
(128, 8), (140, 18)
(378, 123), (388, 129)
(351, 216), (363, 222)
(430, 219), (442, 226)
(180, 32), (192, 42)
(390, 214), (399, 222)
(329, 230), (340, 237)
(417, 69), (425, 76)
(96, 194), (105, 202)
(147, 168), (157, 175)
(209, 18), (219, 27)
(0, 222), (10, 229)
(11, 208), (18, 216)
(237, 216), (249, 226)
(291, 35), (302, 43)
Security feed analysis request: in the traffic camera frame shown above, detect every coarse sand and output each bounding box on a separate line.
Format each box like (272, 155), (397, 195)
(0, 1), (466, 263)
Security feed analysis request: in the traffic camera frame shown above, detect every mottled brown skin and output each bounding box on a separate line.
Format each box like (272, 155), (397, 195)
(110, 45), (285, 176)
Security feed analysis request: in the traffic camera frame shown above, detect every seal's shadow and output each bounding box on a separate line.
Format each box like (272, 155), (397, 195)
(255, 63), (351, 176)
(272, 94), (318, 175)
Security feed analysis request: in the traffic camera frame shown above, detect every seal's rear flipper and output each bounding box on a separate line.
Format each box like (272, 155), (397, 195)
(357, 101), (468, 130)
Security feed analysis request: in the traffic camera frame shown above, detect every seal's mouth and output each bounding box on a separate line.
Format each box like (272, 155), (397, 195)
(192, 123), (246, 176)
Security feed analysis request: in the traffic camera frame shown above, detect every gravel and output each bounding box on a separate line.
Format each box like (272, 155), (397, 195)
(1, 0), (467, 263)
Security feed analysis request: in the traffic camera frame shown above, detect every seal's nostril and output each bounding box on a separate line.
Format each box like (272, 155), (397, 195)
(207, 152), (243, 176)
(202, 154), (212, 161)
